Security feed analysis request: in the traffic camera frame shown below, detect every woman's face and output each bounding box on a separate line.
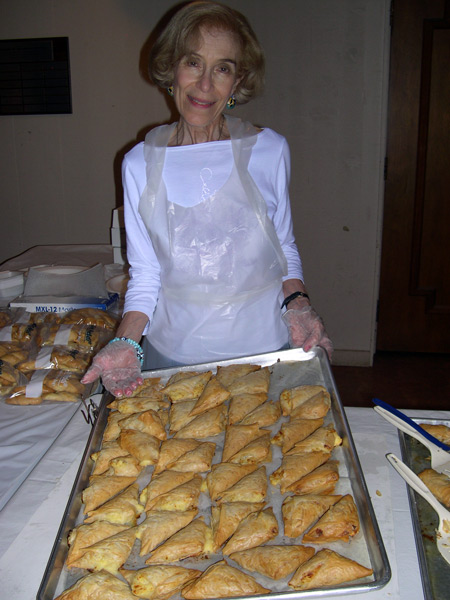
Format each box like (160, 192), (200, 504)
(173, 26), (241, 129)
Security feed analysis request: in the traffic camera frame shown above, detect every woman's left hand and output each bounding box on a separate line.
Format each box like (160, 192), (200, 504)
(282, 306), (333, 360)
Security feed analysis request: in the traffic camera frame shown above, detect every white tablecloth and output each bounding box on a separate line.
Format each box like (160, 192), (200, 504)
(1, 405), (449, 599)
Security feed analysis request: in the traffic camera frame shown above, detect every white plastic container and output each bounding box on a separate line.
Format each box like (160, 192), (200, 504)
(0, 271), (24, 302)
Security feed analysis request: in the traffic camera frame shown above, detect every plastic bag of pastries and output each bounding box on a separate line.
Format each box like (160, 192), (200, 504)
(60, 308), (119, 331)
(0, 309), (60, 344)
(0, 341), (29, 367)
(6, 368), (90, 404)
(37, 322), (113, 353)
(0, 359), (28, 398)
(17, 345), (92, 374)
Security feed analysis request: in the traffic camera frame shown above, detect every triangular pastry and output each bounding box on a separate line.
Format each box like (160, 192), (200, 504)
(282, 494), (342, 537)
(120, 565), (201, 600)
(102, 410), (125, 442)
(66, 521), (129, 566)
(145, 518), (214, 564)
(280, 384), (327, 416)
(302, 494), (360, 543)
(165, 370), (202, 385)
(189, 377), (231, 416)
(286, 424), (342, 455)
(148, 474), (203, 512)
(82, 474), (137, 513)
(288, 548), (373, 590)
(215, 363), (261, 389)
(166, 441), (216, 473)
(68, 527), (137, 574)
(222, 507), (278, 555)
(169, 399), (197, 434)
(154, 438), (200, 474)
(181, 559), (270, 599)
(229, 545), (315, 580)
(227, 367), (271, 396)
(290, 390), (331, 420)
(239, 401), (281, 428)
(174, 404), (227, 439)
(141, 471), (195, 511)
(211, 501), (265, 548)
(108, 454), (143, 477)
(228, 392), (268, 425)
(118, 409), (166, 440)
(127, 376), (163, 397)
(90, 441), (129, 476)
(111, 397), (168, 416)
(418, 468), (450, 507)
(163, 371), (212, 402)
(205, 463), (257, 502)
(287, 460), (340, 495)
(84, 483), (143, 526)
(272, 417), (324, 453)
(228, 432), (271, 466)
(216, 466), (267, 504)
(118, 429), (161, 466)
(270, 451), (331, 493)
(54, 570), (137, 600)
(222, 423), (263, 462)
(137, 509), (198, 555)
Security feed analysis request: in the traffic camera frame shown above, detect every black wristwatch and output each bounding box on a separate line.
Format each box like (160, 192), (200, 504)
(281, 291), (310, 310)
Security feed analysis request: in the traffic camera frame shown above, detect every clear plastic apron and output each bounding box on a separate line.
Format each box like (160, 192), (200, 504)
(138, 115), (288, 363)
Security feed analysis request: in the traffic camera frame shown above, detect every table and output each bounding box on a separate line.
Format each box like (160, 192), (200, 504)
(1, 405), (448, 599)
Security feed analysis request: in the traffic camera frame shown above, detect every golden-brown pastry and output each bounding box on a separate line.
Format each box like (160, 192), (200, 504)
(141, 471), (195, 511)
(189, 376), (231, 416)
(302, 494), (360, 543)
(82, 474), (137, 513)
(222, 423), (264, 462)
(272, 417), (324, 453)
(126, 376), (163, 398)
(270, 451), (331, 493)
(19, 346), (92, 373)
(137, 509), (198, 555)
(228, 392), (268, 425)
(174, 404), (227, 439)
(120, 565), (201, 600)
(0, 360), (23, 396)
(84, 483), (143, 526)
(165, 370), (202, 385)
(38, 323), (110, 353)
(103, 410), (127, 442)
(154, 438), (200, 474)
(168, 400), (197, 433)
(145, 518), (213, 564)
(288, 548), (373, 590)
(419, 424), (450, 446)
(68, 527), (137, 574)
(118, 429), (161, 466)
(0, 341), (28, 367)
(418, 468), (450, 507)
(222, 507), (278, 554)
(163, 371), (212, 402)
(228, 432), (271, 466)
(215, 363), (261, 389)
(54, 570), (137, 600)
(227, 367), (271, 396)
(290, 390), (331, 420)
(211, 501), (265, 548)
(286, 424), (342, 455)
(147, 474), (203, 512)
(118, 409), (166, 441)
(280, 384), (327, 416)
(166, 441), (216, 473)
(229, 545), (315, 580)
(8, 369), (86, 403)
(66, 521), (129, 566)
(239, 401), (281, 428)
(107, 454), (143, 477)
(287, 460), (340, 495)
(61, 307), (119, 330)
(216, 466), (267, 504)
(205, 463), (257, 502)
(181, 559), (270, 599)
(282, 494), (342, 538)
(110, 396), (168, 416)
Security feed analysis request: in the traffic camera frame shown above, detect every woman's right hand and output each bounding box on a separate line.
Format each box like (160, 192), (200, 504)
(81, 339), (143, 397)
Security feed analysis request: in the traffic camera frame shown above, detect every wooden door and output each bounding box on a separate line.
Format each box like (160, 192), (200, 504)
(377, 0), (450, 352)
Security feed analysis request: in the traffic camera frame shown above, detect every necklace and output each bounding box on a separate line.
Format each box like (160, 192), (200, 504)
(175, 114), (225, 146)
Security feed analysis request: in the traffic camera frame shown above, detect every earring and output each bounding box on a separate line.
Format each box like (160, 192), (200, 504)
(167, 86), (174, 97)
(226, 94), (236, 109)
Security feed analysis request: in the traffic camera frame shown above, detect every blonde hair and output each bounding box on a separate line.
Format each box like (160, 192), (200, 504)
(149, 1), (265, 104)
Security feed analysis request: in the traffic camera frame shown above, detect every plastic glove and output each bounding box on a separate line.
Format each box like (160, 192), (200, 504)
(282, 306), (333, 360)
(81, 340), (143, 397)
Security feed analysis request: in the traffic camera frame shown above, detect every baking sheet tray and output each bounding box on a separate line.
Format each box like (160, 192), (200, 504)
(398, 418), (450, 600)
(37, 347), (390, 599)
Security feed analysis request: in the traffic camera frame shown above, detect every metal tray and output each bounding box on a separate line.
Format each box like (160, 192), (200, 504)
(398, 418), (450, 600)
(37, 347), (390, 599)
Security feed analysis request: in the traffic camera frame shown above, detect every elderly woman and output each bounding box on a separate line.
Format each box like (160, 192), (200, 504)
(82, 0), (332, 396)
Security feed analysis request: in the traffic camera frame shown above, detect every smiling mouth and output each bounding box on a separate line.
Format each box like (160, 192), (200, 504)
(188, 95), (215, 108)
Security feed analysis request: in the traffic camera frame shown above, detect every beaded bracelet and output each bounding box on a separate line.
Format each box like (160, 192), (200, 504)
(109, 337), (144, 366)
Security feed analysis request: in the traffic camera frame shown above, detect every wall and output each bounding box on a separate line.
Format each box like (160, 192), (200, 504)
(0, 0), (391, 365)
